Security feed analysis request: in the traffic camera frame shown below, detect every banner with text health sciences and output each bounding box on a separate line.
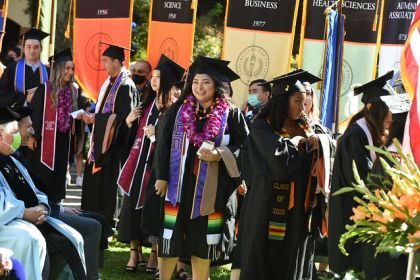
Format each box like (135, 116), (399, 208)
(222, 0), (300, 108)
(73, 0), (133, 101)
(147, 0), (197, 69)
(378, 0), (417, 76)
(300, 0), (381, 131)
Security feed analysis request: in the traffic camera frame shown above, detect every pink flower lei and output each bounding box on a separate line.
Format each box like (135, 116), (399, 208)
(181, 94), (229, 147)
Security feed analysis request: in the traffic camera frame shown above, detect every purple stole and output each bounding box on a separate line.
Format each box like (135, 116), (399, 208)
(88, 71), (129, 165)
(14, 59), (48, 94)
(166, 105), (229, 219)
(40, 83), (57, 170)
(117, 99), (156, 209)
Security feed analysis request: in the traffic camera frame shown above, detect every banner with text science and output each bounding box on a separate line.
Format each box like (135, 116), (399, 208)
(222, 0), (300, 108)
(73, 0), (133, 101)
(0, 0), (8, 47)
(147, 0), (197, 69)
(300, 0), (381, 131)
(378, 0), (417, 76)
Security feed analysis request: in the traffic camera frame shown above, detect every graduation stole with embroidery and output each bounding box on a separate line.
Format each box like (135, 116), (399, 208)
(268, 129), (295, 241)
(117, 99), (157, 209)
(40, 83), (57, 170)
(14, 59), (48, 94)
(88, 70), (129, 166)
(162, 103), (228, 255)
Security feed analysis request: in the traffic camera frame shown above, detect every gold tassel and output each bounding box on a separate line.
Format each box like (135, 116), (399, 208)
(191, 0), (197, 10)
(372, 0), (380, 31)
(64, 0), (73, 38)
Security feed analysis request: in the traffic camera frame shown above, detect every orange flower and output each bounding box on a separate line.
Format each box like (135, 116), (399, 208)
(351, 206), (367, 221)
(399, 195), (420, 217)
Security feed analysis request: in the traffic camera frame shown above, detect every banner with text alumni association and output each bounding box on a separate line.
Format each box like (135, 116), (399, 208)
(147, 0), (197, 69)
(73, 0), (133, 101)
(300, 0), (381, 131)
(222, 0), (300, 108)
(378, 0), (417, 76)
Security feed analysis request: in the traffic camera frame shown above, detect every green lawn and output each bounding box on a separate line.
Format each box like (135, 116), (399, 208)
(102, 240), (231, 280)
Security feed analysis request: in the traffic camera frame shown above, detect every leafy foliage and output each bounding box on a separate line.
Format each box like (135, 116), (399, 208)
(335, 140), (420, 256)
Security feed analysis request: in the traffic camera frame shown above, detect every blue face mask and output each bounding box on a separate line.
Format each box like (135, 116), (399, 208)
(248, 94), (261, 107)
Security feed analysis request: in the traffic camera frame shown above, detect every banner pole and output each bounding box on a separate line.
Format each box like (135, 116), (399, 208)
(372, 0), (386, 79)
(36, 0), (42, 29)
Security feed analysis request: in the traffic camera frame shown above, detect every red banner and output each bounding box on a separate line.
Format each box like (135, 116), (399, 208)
(147, 0), (197, 69)
(73, 0), (133, 101)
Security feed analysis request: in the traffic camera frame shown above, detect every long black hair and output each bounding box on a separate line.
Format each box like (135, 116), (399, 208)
(257, 89), (300, 133)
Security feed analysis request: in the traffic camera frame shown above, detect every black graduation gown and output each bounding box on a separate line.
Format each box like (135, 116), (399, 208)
(3, 61), (49, 97)
(81, 77), (138, 227)
(25, 83), (72, 203)
(154, 101), (248, 259)
(240, 118), (323, 280)
(117, 102), (160, 242)
(328, 122), (372, 275)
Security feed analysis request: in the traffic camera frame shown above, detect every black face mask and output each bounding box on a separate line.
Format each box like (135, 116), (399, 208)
(132, 74), (147, 85)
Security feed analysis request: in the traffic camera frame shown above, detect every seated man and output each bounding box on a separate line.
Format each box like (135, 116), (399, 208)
(0, 106), (86, 279)
(15, 105), (103, 280)
(0, 189), (46, 280)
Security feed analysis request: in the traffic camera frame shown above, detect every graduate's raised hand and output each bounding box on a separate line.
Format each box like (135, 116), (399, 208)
(26, 87), (37, 103)
(126, 106), (143, 127)
(155, 180), (168, 197)
(306, 135), (319, 152)
(290, 136), (306, 148)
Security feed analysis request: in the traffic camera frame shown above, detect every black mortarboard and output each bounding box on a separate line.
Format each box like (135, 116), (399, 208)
(380, 93), (411, 114)
(0, 90), (24, 108)
(101, 42), (132, 62)
(353, 71), (395, 104)
(275, 69), (322, 85)
(189, 56), (239, 82)
(11, 106), (34, 120)
(0, 106), (21, 124)
(155, 54), (185, 86)
(22, 28), (49, 42)
(262, 70), (315, 96)
(50, 48), (73, 64)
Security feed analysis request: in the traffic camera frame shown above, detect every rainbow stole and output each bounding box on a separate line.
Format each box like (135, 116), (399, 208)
(14, 59), (48, 94)
(162, 104), (228, 256)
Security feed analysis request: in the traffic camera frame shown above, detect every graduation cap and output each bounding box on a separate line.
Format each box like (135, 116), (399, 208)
(189, 56), (240, 82)
(101, 42), (132, 62)
(22, 28), (49, 43)
(353, 71), (395, 104)
(49, 48), (73, 64)
(262, 70), (319, 97)
(0, 89), (25, 108)
(380, 93), (411, 114)
(155, 54), (185, 87)
(0, 106), (21, 125)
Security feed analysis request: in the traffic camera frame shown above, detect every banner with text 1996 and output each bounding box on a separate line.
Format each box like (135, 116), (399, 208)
(147, 0), (197, 69)
(300, 0), (381, 131)
(222, 0), (300, 108)
(73, 0), (133, 101)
